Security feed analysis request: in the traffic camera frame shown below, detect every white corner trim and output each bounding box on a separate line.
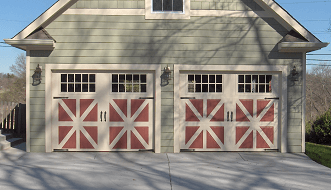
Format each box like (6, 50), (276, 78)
(254, 0), (320, 43)
(64, 8), (145, 15)
(173, 65), (180, 153)
(13, 0), (78, 40)
(191, 10), (270, 17)
(302, 53), (306, 152)
(154, 66), (162, 153)
(45, 64), (52, 152)
(281, 65), (288, 153)
(26, 50), (31, 152)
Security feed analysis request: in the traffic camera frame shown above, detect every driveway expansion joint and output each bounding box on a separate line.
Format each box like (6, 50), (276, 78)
(166, 153), (173, 190)
(238, 153), (247, 161)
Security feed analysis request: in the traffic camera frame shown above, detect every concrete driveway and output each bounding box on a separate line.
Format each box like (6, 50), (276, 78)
(0, 143), (330, 190)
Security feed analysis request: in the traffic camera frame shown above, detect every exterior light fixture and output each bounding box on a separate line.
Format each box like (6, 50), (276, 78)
(291, 66), (299, 81)
(163, 66), (172, 81)
(32, 64), (42, 86)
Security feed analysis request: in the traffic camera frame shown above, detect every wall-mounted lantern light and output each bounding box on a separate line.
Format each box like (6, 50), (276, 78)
(163, 66), (172, 81)
(32, 64), (42, 86)
(160, 65), (172, 87)
(291, 66), (299, 81)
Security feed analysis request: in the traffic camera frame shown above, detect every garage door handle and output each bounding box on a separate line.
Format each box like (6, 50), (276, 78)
(53, 97), (69, 99)
(265, 97), (279, 100)
(139, 97), (154, 99)
(100, 111), (103, 122)
(180, 97), (196, 99)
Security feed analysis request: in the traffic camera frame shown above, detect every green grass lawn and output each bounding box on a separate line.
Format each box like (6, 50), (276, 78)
(305, 142), (331, 168)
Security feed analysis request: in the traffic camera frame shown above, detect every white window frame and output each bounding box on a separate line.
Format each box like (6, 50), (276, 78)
(145, 0), (190, 19)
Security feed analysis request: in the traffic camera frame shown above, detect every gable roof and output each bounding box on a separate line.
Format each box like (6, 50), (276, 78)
(254, 0), (321, 43)
(4, 0), (328, 52)
(13, 0), (78, 40)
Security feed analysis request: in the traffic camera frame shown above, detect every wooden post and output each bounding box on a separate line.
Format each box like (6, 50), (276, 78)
(10, 102), (15, 131)
(15, 104), (20, 134)
(0, 101), (3, 130)
(6, 102), (10, 130)
(22, 104), (26, 135)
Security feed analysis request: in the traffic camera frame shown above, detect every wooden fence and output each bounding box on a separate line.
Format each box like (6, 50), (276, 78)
(0, 102), (26, 136)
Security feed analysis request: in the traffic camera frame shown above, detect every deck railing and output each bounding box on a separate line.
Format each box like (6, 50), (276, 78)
(0, 102), (26, 136)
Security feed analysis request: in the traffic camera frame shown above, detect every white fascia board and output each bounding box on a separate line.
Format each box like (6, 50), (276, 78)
(13, 0), (78, 40)
(4, 39), (55, 51)
(278, 42), (329, 53)
(254, 0), (321, 43)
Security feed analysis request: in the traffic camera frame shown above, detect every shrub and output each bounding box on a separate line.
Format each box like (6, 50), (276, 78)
(307, 109), (331, 145)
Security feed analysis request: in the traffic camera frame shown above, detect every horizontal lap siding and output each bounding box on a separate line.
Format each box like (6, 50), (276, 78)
(29, 61), (46, 152)
(287, 72), (304, 152)
(29, 14), (302, 152)
(191, 0), (264, 11)
(45, 16), (289, 68)
(72, 0), (145, 9)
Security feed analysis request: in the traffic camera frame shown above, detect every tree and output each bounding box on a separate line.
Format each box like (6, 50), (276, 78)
(10, 53), (26, 78)
(0, 53), (26, 103)
(306, 65), (331, 123)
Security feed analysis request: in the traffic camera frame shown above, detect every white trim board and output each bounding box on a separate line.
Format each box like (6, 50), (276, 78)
(63, 9), (270, 18)
(26, 50), (31, 152)
(302, 53), (306, 152)
(173, 64), (288, 153)
(45, 64), (161, 153)
(4, 39), (55, 51)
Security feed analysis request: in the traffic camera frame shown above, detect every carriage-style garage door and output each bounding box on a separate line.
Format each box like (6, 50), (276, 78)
(51, 72), (154, 151)
(179, 72), (280, 151)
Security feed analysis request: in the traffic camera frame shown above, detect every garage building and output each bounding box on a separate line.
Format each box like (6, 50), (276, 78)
(5, 0), (328, 153)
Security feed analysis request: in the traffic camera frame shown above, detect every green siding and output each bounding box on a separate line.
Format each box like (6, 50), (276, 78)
(30, 145), (46, 152)
(191, 0), (264, 11)
(287, 63), (304, 152)
(29, 57), (46, 152)
(30, 131), (46, 139)
(72, 0), (145, 9)
(28, 14), (304, 153)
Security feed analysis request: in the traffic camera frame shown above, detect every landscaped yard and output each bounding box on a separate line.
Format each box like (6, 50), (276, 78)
(305, 142), (331, 168)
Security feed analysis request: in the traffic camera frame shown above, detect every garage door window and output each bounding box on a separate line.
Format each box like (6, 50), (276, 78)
(61, 74), (96, 93)
(238, 74), (272, 93)
(112, 74), (147, 93)
(188, 74), (222, 93)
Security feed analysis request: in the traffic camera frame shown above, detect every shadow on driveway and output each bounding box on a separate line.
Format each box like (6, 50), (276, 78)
(0, 143), (330, 190)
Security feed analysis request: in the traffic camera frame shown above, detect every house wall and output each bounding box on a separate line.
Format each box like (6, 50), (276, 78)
(28, 13), (304, 152)
(70, 0), (264, 11)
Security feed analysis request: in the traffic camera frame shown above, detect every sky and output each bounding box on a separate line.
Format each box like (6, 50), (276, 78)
(0, 0), (331, 74)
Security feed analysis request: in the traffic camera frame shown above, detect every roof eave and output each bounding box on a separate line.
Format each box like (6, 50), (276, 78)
(278, 42), (329, 53)
(254, 0), (321, 43)
(12, 0), (78, 40)
(4, 39), (55, 51)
